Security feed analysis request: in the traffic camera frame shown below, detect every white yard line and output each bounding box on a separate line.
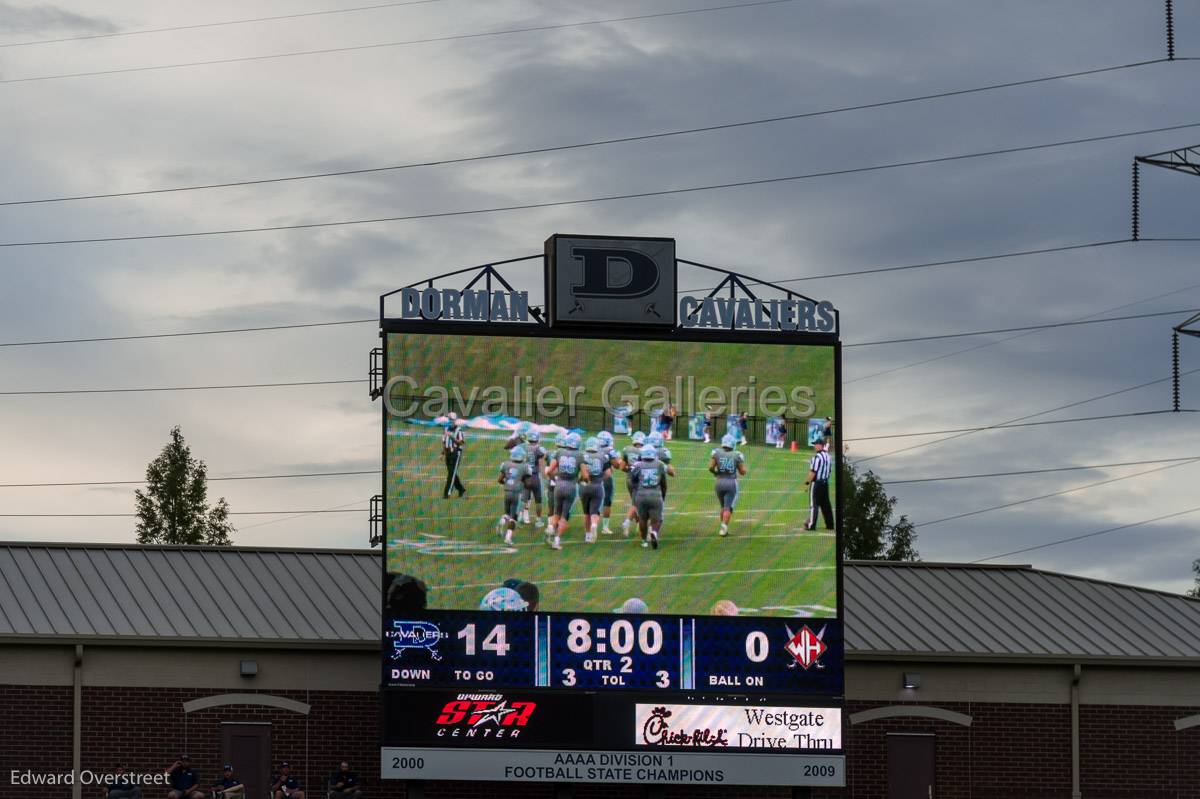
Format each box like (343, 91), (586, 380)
(431, 564), (835, 591)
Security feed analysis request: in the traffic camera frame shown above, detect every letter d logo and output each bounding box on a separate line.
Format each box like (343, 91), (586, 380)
(570, 247), (660, 300)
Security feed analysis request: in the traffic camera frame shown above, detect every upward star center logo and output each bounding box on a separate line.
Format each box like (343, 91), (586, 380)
(469, 700), (519, 727)
(785, 626), (827, 670)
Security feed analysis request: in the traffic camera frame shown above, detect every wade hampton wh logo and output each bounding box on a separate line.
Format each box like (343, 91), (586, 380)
(434, 694), (538, 739)
(784, 624), (828, 670)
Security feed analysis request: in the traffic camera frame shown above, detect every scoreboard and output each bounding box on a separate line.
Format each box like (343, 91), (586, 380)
(378, 235), (844, 788)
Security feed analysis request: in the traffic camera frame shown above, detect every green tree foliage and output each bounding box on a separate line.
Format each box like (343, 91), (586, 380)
(840, 459), (919, 561)
(1189, 559), (1200, 599)
(135, 426), (234, 545)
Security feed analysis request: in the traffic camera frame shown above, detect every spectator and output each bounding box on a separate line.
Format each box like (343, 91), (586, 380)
(737, 411), (748, 443)
(103, 765), (141, 799)
(503, 578), (540, 611)
(822, 416), (833, 445)
(327, 762), (362, 798)
(479, 586), (528, 611)
(270, 763), (304, 799)
(702, 410), (714, 443)
(613, 597), (648, 614)
(711, 599), (739, 616)
(385, 574), (427, 614)
(166, 756), (204, 799)
(212, 764), (244, 798)
(661, 405), (677, 440)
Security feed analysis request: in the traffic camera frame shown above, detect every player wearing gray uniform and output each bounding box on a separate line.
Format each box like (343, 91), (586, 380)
(518, 433), (548, 526)
(496, 446), (533, 545)
(579, 437), (610, 544)
(619, 432), (646, 537)
(631, 445), (672, 550)
(597, 431), (617, 535)
(545, 432), (586, 551)
(708, 433), (748, 537)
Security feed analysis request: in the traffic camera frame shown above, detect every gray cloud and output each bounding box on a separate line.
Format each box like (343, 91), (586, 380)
(0, 0), (1196, 590)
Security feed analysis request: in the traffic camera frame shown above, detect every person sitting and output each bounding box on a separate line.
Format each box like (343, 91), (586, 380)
(270, 762), (304, 799)
(166, 756), (204, 799)
(103, 765), (141, 799)
(327, 762), (363, 798)
(212, 764), (244, 798)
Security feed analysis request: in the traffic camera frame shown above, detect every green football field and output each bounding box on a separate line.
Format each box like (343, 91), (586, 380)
(386, 428), (837, 618)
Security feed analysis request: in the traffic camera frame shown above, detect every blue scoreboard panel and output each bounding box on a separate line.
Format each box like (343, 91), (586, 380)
(384, 610), (843, 695)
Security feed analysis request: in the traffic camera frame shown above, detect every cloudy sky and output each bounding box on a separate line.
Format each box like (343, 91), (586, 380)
(1, 0), (1198, 592)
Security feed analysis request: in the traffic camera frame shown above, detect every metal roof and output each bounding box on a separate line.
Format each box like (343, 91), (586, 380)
(845, 560), (1200, 664)
(0, 542), (377, 648)
(2, 543), (1199, 663)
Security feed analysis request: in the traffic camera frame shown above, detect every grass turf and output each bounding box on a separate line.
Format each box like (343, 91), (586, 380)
(387, 430), (837, 618)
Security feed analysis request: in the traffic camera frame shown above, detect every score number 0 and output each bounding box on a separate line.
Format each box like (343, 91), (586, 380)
(562, 619), (670, 688)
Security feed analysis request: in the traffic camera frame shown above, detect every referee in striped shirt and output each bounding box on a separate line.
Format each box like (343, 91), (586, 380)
(804, 439), (834, 531)
(442, 415), (466, 498)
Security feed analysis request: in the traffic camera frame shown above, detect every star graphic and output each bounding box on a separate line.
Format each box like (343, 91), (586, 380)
(470, 701), (519, 727)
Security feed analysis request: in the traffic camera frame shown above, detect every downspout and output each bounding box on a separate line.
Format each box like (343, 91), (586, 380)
(73, 644), (83, 799)
(1071, 664), (1081, 799)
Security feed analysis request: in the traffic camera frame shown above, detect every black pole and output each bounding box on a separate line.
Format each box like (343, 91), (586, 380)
(1166, 0), (1176, 61)
(1131, 160), (1141, 242)
(1173, 330), (1181, 412)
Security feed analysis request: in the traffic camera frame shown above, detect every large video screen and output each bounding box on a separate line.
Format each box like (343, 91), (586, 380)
(385, 332), (837, 620)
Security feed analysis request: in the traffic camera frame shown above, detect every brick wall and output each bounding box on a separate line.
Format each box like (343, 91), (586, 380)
(3, 683), (1199, 799)
(0, 685), (73, 799)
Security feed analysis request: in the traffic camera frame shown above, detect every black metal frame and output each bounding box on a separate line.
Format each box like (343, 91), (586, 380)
(378, 254), (546, 323)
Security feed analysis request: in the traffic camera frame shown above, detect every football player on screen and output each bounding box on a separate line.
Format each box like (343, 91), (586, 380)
(517, 430), (548, 527)
(545, 432), (587, 551)
(496, 446), (533, 545)
(579, 437), (611, 544)
(630, 445), (672, 549)
(709, 433), (748, 537)
(619, 431), (646, 537)
(596, 431), (618, 535)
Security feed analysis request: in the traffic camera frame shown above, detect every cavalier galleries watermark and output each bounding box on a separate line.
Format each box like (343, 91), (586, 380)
(384, 375), (818, 420)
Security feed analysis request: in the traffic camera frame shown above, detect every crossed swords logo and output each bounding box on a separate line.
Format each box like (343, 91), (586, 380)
(784, 623), (828, 670)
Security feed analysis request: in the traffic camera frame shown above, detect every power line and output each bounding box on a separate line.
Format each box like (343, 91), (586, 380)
(972, 504), (1200, 562)
(855, 367), (1200, 463)
(0, 0), (799, 84)
(916, 457), (1200, 527)
(0, 506), (364, 520)
(0, 318), (374, 348)
(0, 242), (1137, 348)
(5, 122), (1200, 250)
(0, 379), (367, 396)
(844, 409), (1192, 443)
(0, 63), (1169, 207)
(885, 455), (1200, 484)
(847, 279), (1200, 384)
(685, 240), (1127, 291)
(0, 1), (450, 48)
(846, 307), (1198, 348)
(237, 498), (371, 530)
(0, 470), (376, 489)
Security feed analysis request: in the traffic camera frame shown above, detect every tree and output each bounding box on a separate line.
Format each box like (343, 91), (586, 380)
(840, 459), (918, 561)
(1189, 559), (1200, 599)
(135, 426), (234, 545)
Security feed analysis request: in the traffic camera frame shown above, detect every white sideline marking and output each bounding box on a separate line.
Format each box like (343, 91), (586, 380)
(431, 565), (835, 591)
